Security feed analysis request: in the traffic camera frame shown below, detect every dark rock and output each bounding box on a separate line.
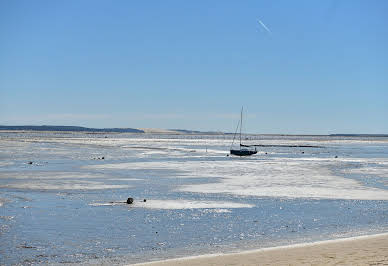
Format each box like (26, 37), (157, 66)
(19, 243), (36, 249)
(334, 155), (338, 158)
(143, 199), (147, 202)
(126, 197), (134, 204)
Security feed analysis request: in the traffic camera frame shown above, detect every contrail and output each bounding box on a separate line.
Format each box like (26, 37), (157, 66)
(257, 19), (271, 34)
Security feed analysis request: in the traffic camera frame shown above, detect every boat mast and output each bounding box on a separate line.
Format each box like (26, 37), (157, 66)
(240, 106), (243, 150)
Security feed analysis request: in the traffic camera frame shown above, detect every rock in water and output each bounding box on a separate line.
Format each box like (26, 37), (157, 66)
(126, 198), (134, 204)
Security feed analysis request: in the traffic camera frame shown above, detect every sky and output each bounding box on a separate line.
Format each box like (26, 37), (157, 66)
(0, 0), (387, 134)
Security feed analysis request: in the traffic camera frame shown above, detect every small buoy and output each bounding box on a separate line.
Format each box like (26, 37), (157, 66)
(301, 151), (304, 154)
(335, 155), (338, 158)
(101, 157), (104, 160)
(143, 199), (147, 202)
(28, 161), (33, 165)
(265, 152), (268, 155)
(126, 197), (134, 204)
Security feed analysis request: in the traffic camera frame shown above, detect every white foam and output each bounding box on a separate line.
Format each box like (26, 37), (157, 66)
(89, 158), (388, 200)
(1, 180), (130, 190)
(0, 161), (14, 167)
(91, 200), (253, 210)
(0, 172), (105, 180)
(201, 208), (232, 213)
(0, 171), (138, 190)
(347, 166), (388, 178)
(133, 200), (253, 209)
(177, 159), (388, 200)
(89, 202), (124, 206)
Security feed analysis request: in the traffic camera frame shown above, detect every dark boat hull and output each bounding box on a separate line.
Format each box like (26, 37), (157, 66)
(230, 149), (257, 156)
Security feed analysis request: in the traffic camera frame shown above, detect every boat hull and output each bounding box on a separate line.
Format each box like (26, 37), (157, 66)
(230, 149), (257, 156)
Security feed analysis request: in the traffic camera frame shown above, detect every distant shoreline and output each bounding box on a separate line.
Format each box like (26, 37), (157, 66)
(0, 125), (387, 137)
(0, 125), (144, 133)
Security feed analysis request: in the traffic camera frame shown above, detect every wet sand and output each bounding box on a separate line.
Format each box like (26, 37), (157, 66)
(133, 233), (388, 266)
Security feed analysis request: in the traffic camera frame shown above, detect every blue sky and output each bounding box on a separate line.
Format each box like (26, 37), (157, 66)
(0, 0), (387, 134)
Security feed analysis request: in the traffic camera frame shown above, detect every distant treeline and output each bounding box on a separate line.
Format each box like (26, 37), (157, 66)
(0, 125), (144, 133)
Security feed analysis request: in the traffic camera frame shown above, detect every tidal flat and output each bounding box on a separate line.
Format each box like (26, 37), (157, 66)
(0, 132), (388, 265)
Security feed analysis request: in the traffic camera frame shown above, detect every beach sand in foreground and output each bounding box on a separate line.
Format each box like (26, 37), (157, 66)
(132, 233), (388, 266)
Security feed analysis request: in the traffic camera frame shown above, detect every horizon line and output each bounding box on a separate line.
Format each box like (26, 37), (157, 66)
(0, 125), (387, 136)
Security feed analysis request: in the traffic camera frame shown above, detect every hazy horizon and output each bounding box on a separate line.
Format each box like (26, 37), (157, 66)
(1, 124), (388, 136)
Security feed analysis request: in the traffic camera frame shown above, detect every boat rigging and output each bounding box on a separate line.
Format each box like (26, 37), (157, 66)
(230, 107), (257, 156)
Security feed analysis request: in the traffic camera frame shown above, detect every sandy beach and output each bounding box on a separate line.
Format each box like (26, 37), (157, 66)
(133, 233), (388, 266)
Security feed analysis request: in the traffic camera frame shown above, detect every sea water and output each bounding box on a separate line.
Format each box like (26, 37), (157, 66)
(0, 132), (388, 265)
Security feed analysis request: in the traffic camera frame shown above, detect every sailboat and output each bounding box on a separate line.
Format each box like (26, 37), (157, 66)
(230, 107), (257, 156)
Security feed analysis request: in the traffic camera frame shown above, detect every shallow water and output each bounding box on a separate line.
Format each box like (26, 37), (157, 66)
(0, 132), (388, 265)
